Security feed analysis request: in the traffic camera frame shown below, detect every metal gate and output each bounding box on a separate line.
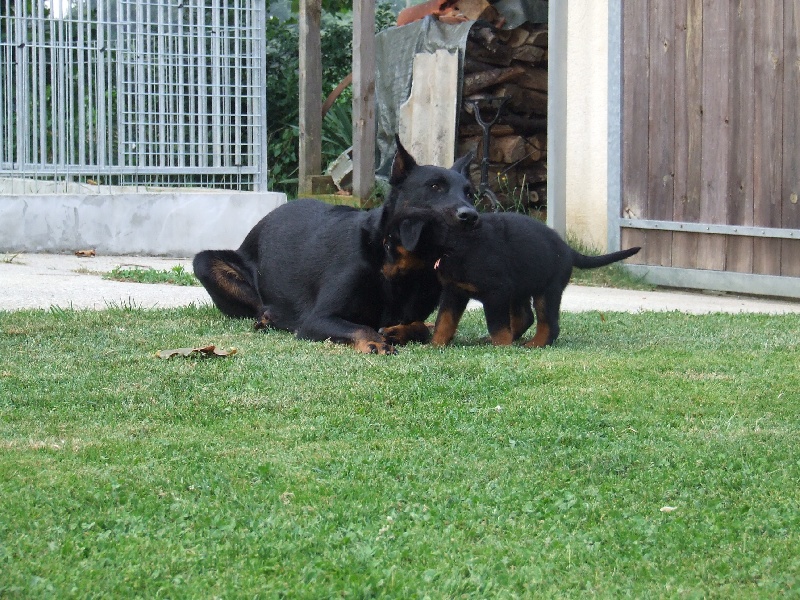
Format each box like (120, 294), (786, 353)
(609, 0), (800, 298)
(0, 0), (267, 191)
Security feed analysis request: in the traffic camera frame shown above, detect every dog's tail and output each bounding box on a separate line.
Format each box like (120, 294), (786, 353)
(571, 246), (641, 270)
(193, 249), (263, 318)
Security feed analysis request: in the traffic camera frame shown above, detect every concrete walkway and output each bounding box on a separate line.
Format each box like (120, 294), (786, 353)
(1, 253), (799, 314)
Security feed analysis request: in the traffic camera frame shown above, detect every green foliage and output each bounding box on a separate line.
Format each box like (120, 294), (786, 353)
(321, 99), (354, 168)
(264, 16), (301, 190)
(320, 11), (356, 91)
(265, 4), (397, 195)
(1, 307), (799, 596)
(286, 0), (354, 12)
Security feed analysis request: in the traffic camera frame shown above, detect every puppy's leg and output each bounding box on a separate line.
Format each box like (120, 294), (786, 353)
(510, 298), (534, 341)
(193, 250), (262, 319)
(484, 298), (515, 346)
(525, 289), (562, 348)
(431, 290), (470, 346)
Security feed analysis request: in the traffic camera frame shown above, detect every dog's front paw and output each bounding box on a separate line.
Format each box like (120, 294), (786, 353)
(353, 339), (398, 355)
(254, 312), (273, 330)
(379, 321), (432, 345)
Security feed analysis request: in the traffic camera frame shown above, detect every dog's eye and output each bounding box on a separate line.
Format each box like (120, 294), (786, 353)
(430, 182), (442, 192)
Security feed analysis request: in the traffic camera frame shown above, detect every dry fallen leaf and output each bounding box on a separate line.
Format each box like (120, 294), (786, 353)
(156, 345), (237, 359)
(660, 506), (678, 513)
(75, 249), (96, 257)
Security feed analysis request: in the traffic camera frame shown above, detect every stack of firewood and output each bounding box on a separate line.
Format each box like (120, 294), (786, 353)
(458, 21), (548, 211)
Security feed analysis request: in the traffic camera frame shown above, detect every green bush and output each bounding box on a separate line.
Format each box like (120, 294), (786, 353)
(265, 4), (396, 195)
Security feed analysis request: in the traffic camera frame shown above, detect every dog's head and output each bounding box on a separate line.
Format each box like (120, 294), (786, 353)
(384, 135), (479, 231)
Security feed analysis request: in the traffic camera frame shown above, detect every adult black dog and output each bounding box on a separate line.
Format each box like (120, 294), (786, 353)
(384, 210), (640, 348)
(193, 140), (478, 354)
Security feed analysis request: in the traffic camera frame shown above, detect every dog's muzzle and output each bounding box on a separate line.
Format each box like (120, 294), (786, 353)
(456, 206), (480, 228)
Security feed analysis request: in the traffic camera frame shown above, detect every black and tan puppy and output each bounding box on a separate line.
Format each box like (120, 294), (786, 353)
(193, 139), (478, 354)
(384, 210), (641, 348)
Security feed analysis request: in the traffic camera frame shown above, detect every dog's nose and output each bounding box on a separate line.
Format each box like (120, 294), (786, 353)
(456, 206), (479, 227)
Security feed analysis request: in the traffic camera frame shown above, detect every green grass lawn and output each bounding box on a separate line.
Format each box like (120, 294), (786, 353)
(103, 265), (200, 287)
(1, 306), (799, 598)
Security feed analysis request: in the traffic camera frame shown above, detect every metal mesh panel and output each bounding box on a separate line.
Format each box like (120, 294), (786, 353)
(0, 0), (267, 191)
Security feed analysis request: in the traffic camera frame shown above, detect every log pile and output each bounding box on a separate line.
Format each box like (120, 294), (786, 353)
(458, 21), (548, 212)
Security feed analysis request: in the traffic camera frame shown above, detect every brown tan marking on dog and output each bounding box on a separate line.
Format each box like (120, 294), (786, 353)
(381, 245), (426, 278)
(525, 297), (551, 348)
(378, 321), (432, 345)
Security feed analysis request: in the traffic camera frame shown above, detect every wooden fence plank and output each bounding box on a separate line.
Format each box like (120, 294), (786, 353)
(697, 0), (730, 270)
(726, 1), (756, 273)
(727, 240), (755, 274)
(298, 0), (322, 196)
(754, 0), (785, 275)
(621, 229), (647, 265)
(672, 0), (702, 269)
(352, 0), (376, 201)
(782, 0), (800, 276)
(780, 240), (800, 277)
(672, 0), (688, 219)
(621, 0), (650, 223)
(753, 238), (784, 276)
(644, 230), (673, 267)
(672, 232), (701, 269)
(684, 0), (704, 226)
(648, 0), (675, 222)
(645, 0), (675, 267)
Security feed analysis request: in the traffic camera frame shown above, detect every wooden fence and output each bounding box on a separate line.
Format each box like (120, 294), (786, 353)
(616, 0), (799, 297)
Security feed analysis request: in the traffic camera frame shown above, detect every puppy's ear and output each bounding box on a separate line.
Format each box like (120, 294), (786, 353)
(451, 151), (473, 177)
(398, 219), (425, 253)
(390, 134), (417, 185)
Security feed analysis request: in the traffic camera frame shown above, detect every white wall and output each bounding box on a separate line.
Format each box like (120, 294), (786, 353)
(0, 192), (286, 256)
(565, 0), (609, 251)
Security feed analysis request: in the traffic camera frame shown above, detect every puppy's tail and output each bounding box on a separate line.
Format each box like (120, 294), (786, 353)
(572, 246), (641, 270)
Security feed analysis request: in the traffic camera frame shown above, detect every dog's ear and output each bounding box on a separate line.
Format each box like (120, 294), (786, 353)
(451, 151), (473, 177)
(390, 134), (417, 185)
(398, 219), (426, 253)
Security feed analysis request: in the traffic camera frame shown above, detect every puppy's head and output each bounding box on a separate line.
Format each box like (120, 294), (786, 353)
(385, 135), (479, 231)
(381, 210), (451, 279)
